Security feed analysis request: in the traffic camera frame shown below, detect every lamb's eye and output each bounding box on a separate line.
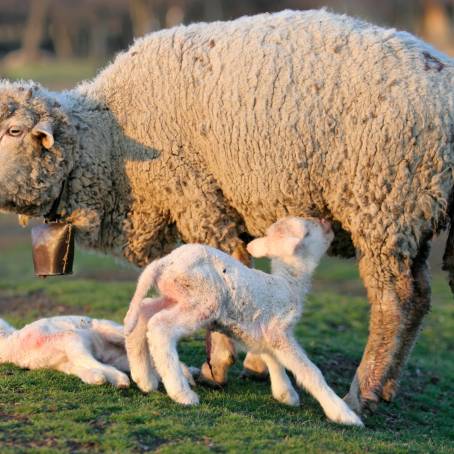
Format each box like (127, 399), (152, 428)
(7, 127), (23, 137)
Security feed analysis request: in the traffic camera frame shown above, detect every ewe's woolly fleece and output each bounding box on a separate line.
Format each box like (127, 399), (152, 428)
(1, 10), (454, 274)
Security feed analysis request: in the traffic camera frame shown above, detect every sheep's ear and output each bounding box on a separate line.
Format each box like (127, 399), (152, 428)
(278, 236), (302, 256)
(246, 237), (268, 258)
(32, 121), (54, 149)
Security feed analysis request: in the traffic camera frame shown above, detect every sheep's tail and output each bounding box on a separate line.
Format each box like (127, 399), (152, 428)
(91, 319), (125, 346)
(124, 259), (163, 335)
(0, 319), (16, 338)
(442, 191), (454, 294)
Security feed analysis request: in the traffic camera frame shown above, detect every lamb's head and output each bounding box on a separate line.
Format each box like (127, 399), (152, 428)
(0, 81), (76, 217)
(247, 217), (334, 264)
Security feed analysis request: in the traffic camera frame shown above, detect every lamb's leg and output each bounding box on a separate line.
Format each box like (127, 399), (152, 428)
(271, 336), (363, 426)
(125, 297), (173, 393)
(344, 252), (419, 414)
(381, 243), (431, 402)
(261, 353), (300, 406)
(200, 243), (268, 385)
(65, 335), (130, 388)
(147, 304), (211, 405)
(237, 247), (268, 381)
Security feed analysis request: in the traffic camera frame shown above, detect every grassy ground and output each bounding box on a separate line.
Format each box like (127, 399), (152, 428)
(0, 214), (453, 453)
(0, 63), (453, 452)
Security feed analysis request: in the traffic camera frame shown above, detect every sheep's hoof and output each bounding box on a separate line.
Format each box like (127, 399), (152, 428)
(381, 379), (398, 403)
(343, 390), (379, 416)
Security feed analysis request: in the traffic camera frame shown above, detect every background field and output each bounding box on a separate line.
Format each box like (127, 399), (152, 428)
(1, 17), (454, 453)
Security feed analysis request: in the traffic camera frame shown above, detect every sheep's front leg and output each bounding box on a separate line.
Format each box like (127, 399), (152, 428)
(271, 336), (363, 426)
(261, 353), (300, 406)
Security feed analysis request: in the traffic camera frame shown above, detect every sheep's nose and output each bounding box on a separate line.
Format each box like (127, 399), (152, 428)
(319, 219), (332, 233)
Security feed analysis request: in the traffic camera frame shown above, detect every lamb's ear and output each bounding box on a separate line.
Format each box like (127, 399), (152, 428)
(277, 236), (302, 256)
(32, 121), (54, 149)
(246, 237), (269, 258)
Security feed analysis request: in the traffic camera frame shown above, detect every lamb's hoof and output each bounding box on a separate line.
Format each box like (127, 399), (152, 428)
(132, 371), (159, 393)
(197, 363), (225, 389)
(83, 370), (107, 385)
(274, 388), (300, 407)
(328, 406), (364, 427)
(240, 367), (269, 382)
(171, 389), (200, 406)
(109, 371), (131, 388)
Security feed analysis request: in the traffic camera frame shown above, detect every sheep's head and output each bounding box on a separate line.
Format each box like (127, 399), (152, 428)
(0, 82), (76, 217)
(247, 217), (334, 262)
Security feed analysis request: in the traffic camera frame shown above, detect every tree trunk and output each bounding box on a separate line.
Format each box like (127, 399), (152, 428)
(21, 0), (52, 61)
(421, 0), (453, 55)
(129, 0), (158, 37)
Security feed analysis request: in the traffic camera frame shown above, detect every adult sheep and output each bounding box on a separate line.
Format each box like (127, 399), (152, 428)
(0, 9), (452, 414)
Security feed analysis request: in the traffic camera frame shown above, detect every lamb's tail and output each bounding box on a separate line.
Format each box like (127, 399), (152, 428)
(0, 319), (16, 337)
(124, 260), (163, 335)
(442, 191), (454, 294)
(91, 319), (125, 346)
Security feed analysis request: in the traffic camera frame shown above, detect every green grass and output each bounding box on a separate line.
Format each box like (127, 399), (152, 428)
(0, 214), (453, 453)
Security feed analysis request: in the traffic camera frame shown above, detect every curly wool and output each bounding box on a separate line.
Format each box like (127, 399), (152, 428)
(77, 9), (454, 271)
(1, 9), (453, 273)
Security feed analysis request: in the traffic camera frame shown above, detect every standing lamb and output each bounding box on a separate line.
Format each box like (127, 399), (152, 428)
(0, 9), (453, 414)
(124, 217), (363, 426)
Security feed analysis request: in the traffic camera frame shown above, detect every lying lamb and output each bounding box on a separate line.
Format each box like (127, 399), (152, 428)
(0, 316), (131, 387)
(0, 315), (197, 388)
(124, 217), (363, 426)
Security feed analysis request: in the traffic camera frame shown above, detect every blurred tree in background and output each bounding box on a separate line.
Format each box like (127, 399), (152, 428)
(0, 0), (452, 67)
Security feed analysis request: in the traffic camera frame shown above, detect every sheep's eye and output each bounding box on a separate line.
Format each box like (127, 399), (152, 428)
(7, 127), (23, 137)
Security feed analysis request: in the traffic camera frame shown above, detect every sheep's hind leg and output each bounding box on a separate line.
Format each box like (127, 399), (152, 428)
(271, 336), (363, 426)
(147, 304), (212, 405)
(261, 353), (300, 406)
(344, 252), (418, 414)
(126, 297), (173, 393)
